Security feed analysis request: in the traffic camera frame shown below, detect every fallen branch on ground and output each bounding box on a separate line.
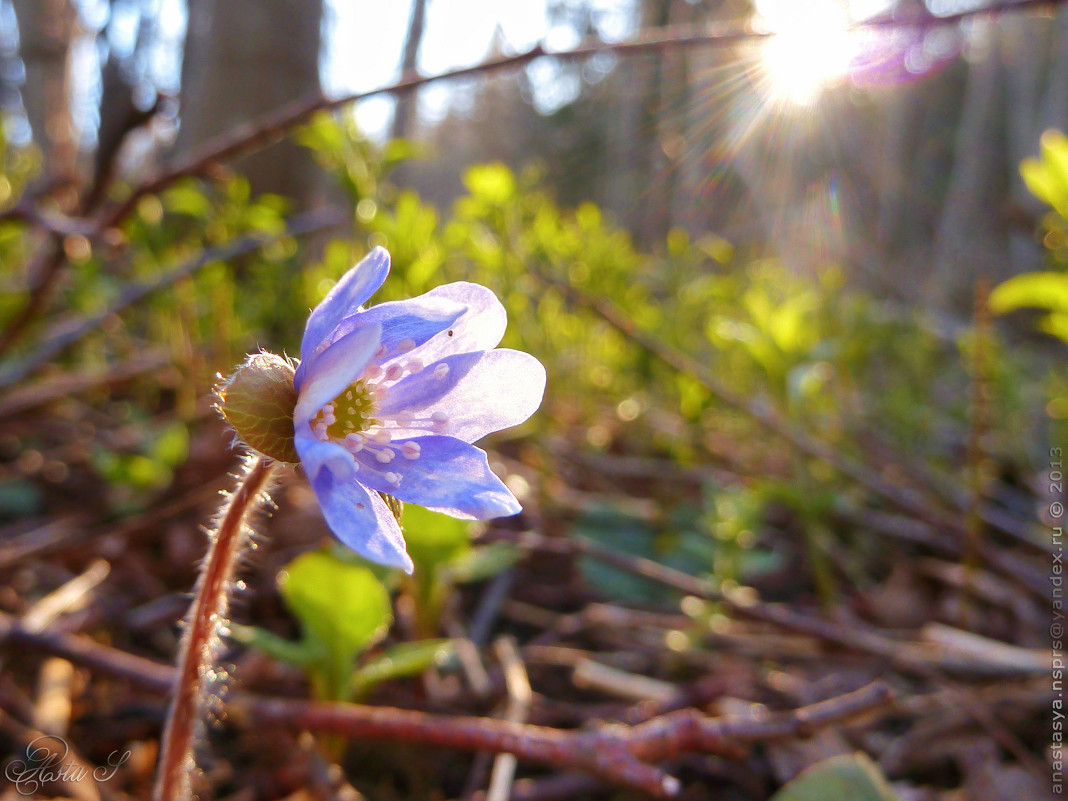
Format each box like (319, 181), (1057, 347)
(0, 609), (893, 798)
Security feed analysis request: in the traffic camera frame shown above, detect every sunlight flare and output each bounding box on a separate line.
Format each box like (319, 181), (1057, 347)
(756, 0), (860, 106)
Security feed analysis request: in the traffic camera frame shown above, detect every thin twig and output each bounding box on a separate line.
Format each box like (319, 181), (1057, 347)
(2, 1), (1063, 360)
(89, 0), (1068, 235)
(0, 606), (893, 799)
(0, 238), (65, 358)
(238, 682), (893, 798)
(0, 208), (344, 388)
(498, 530), (1047, 678)
(153, 455), (277, 801)
(486, 637), (533, 801)
(544, 278), (1049, 571)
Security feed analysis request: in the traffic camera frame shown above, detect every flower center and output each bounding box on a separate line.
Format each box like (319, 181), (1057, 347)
(307, 343), (455, 488)
(322, 379), (379, 440)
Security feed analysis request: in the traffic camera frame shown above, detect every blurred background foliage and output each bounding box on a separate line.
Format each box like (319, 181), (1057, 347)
(0, 1), (1064, 552)
(0, 2), (1063, 796)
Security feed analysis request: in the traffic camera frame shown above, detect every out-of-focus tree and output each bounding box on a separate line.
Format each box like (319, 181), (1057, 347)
(391, 0), (428, 142)
(177, 0), (324, 203)
(11, 0), (77, 181)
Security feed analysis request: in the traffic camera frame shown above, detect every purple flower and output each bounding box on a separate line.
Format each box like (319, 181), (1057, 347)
(293, 247), (545, 573)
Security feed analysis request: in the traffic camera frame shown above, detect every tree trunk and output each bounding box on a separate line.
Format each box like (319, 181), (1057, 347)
(390, 0), (428, 142)
(930, 23), (1010, 308)
(176, 0), (324, 203)
(12, 0), (78, 179)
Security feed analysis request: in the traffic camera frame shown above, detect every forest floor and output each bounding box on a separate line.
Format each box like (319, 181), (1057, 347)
(0, 398), (1055, 801)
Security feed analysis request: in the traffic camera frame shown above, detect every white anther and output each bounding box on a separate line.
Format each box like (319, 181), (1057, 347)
(371, 429), (392, 444)
(373, 385), (390, 399)
(401, 441), (421, 460)
(384, 472), (401, 485)
(397, 338), (416, 354)
(384, 363), (404, 381)
(374, 449), (394, 463)
(430, 411), (448, 424)
(433, 363), (450, 380)
(407, 358), (423, 374)
(393, 411), (413, 426)
(344, 433), (364, 452)
(365, 363), (382, 379)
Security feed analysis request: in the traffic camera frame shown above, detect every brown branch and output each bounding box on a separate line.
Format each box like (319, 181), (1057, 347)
(0, 610), (174, 693)
(0, 606), (893, 798)
(93, 0), (1068, 235)
(154, 456), (277, 801)
(0, 208), (345, 388)
(237, 682), (892, 798)
(499, 531), (1047, 679)
(543, 277), (1051, 590)
(1, 0), (1063, 359)
(0, 238), (66, 358)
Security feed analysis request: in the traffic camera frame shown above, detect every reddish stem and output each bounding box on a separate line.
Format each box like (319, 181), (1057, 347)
(153, 456), (276, 801)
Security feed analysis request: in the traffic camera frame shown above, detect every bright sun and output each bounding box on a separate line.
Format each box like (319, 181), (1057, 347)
(756, 0), (859, 106)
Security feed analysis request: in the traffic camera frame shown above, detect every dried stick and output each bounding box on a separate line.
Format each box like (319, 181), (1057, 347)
(90, 0), (1064, 234)
(0, 239), (64, 357)
(153, 456), (277, 801)
(499, 531), (1046, 678)
(546, 279), (1047, 571)
(239, 682), (893, 798)
(0, 208), (343, 387)
(486, 637), (532, 801)
(0, 607), (893, 798)
(2, 1), (1062, 360)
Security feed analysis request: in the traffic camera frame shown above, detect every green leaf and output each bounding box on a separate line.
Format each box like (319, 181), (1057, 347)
(383, 138), (420, 168)
(463, 163), (516, 205)
(351, 639), (454, 698)
(149, 422), (189, 467)
(229, 623), (320, 667)
(402, 504), (472, 573)
(1021, 130), (1068, 217)
(989, 271), (1068, 315)
(278, 550), (393, 699)
(769, 754), (900, 801)
(1040, 311), (1068, 345)
(0, 479), (43, 519)
(163, 180), (211, 218)
(1021, 158), (1059, 209)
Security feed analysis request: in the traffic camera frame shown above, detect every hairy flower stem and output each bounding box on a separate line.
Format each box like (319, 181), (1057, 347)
(154, 456), (276, 801)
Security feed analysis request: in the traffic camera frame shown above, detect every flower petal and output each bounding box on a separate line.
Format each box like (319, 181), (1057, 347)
(325, 293), (467, 360)
(355, 436), (520, 520)
(294, 434), (355, 485)
(405, 282), (508, 365)
(294, 322), (382, 425)
(380, 350), (545, 443)
(300, 247), (390, 365)
(310, 469), (413, 572)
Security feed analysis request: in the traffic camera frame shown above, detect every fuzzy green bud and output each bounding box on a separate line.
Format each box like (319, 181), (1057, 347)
(217, 352), (298, 463)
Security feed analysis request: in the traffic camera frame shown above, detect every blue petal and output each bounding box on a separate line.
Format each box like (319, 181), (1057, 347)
(294, 433), (356, 485)
(355, 436), (520, 520)
(380, 350), (545, 443)
(294, 322), (382, 425)
(300, 247), (390, 366)
(324, 294), (467, 360)
(310, 468), (413, 572)
(406, 282), (507, 365)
